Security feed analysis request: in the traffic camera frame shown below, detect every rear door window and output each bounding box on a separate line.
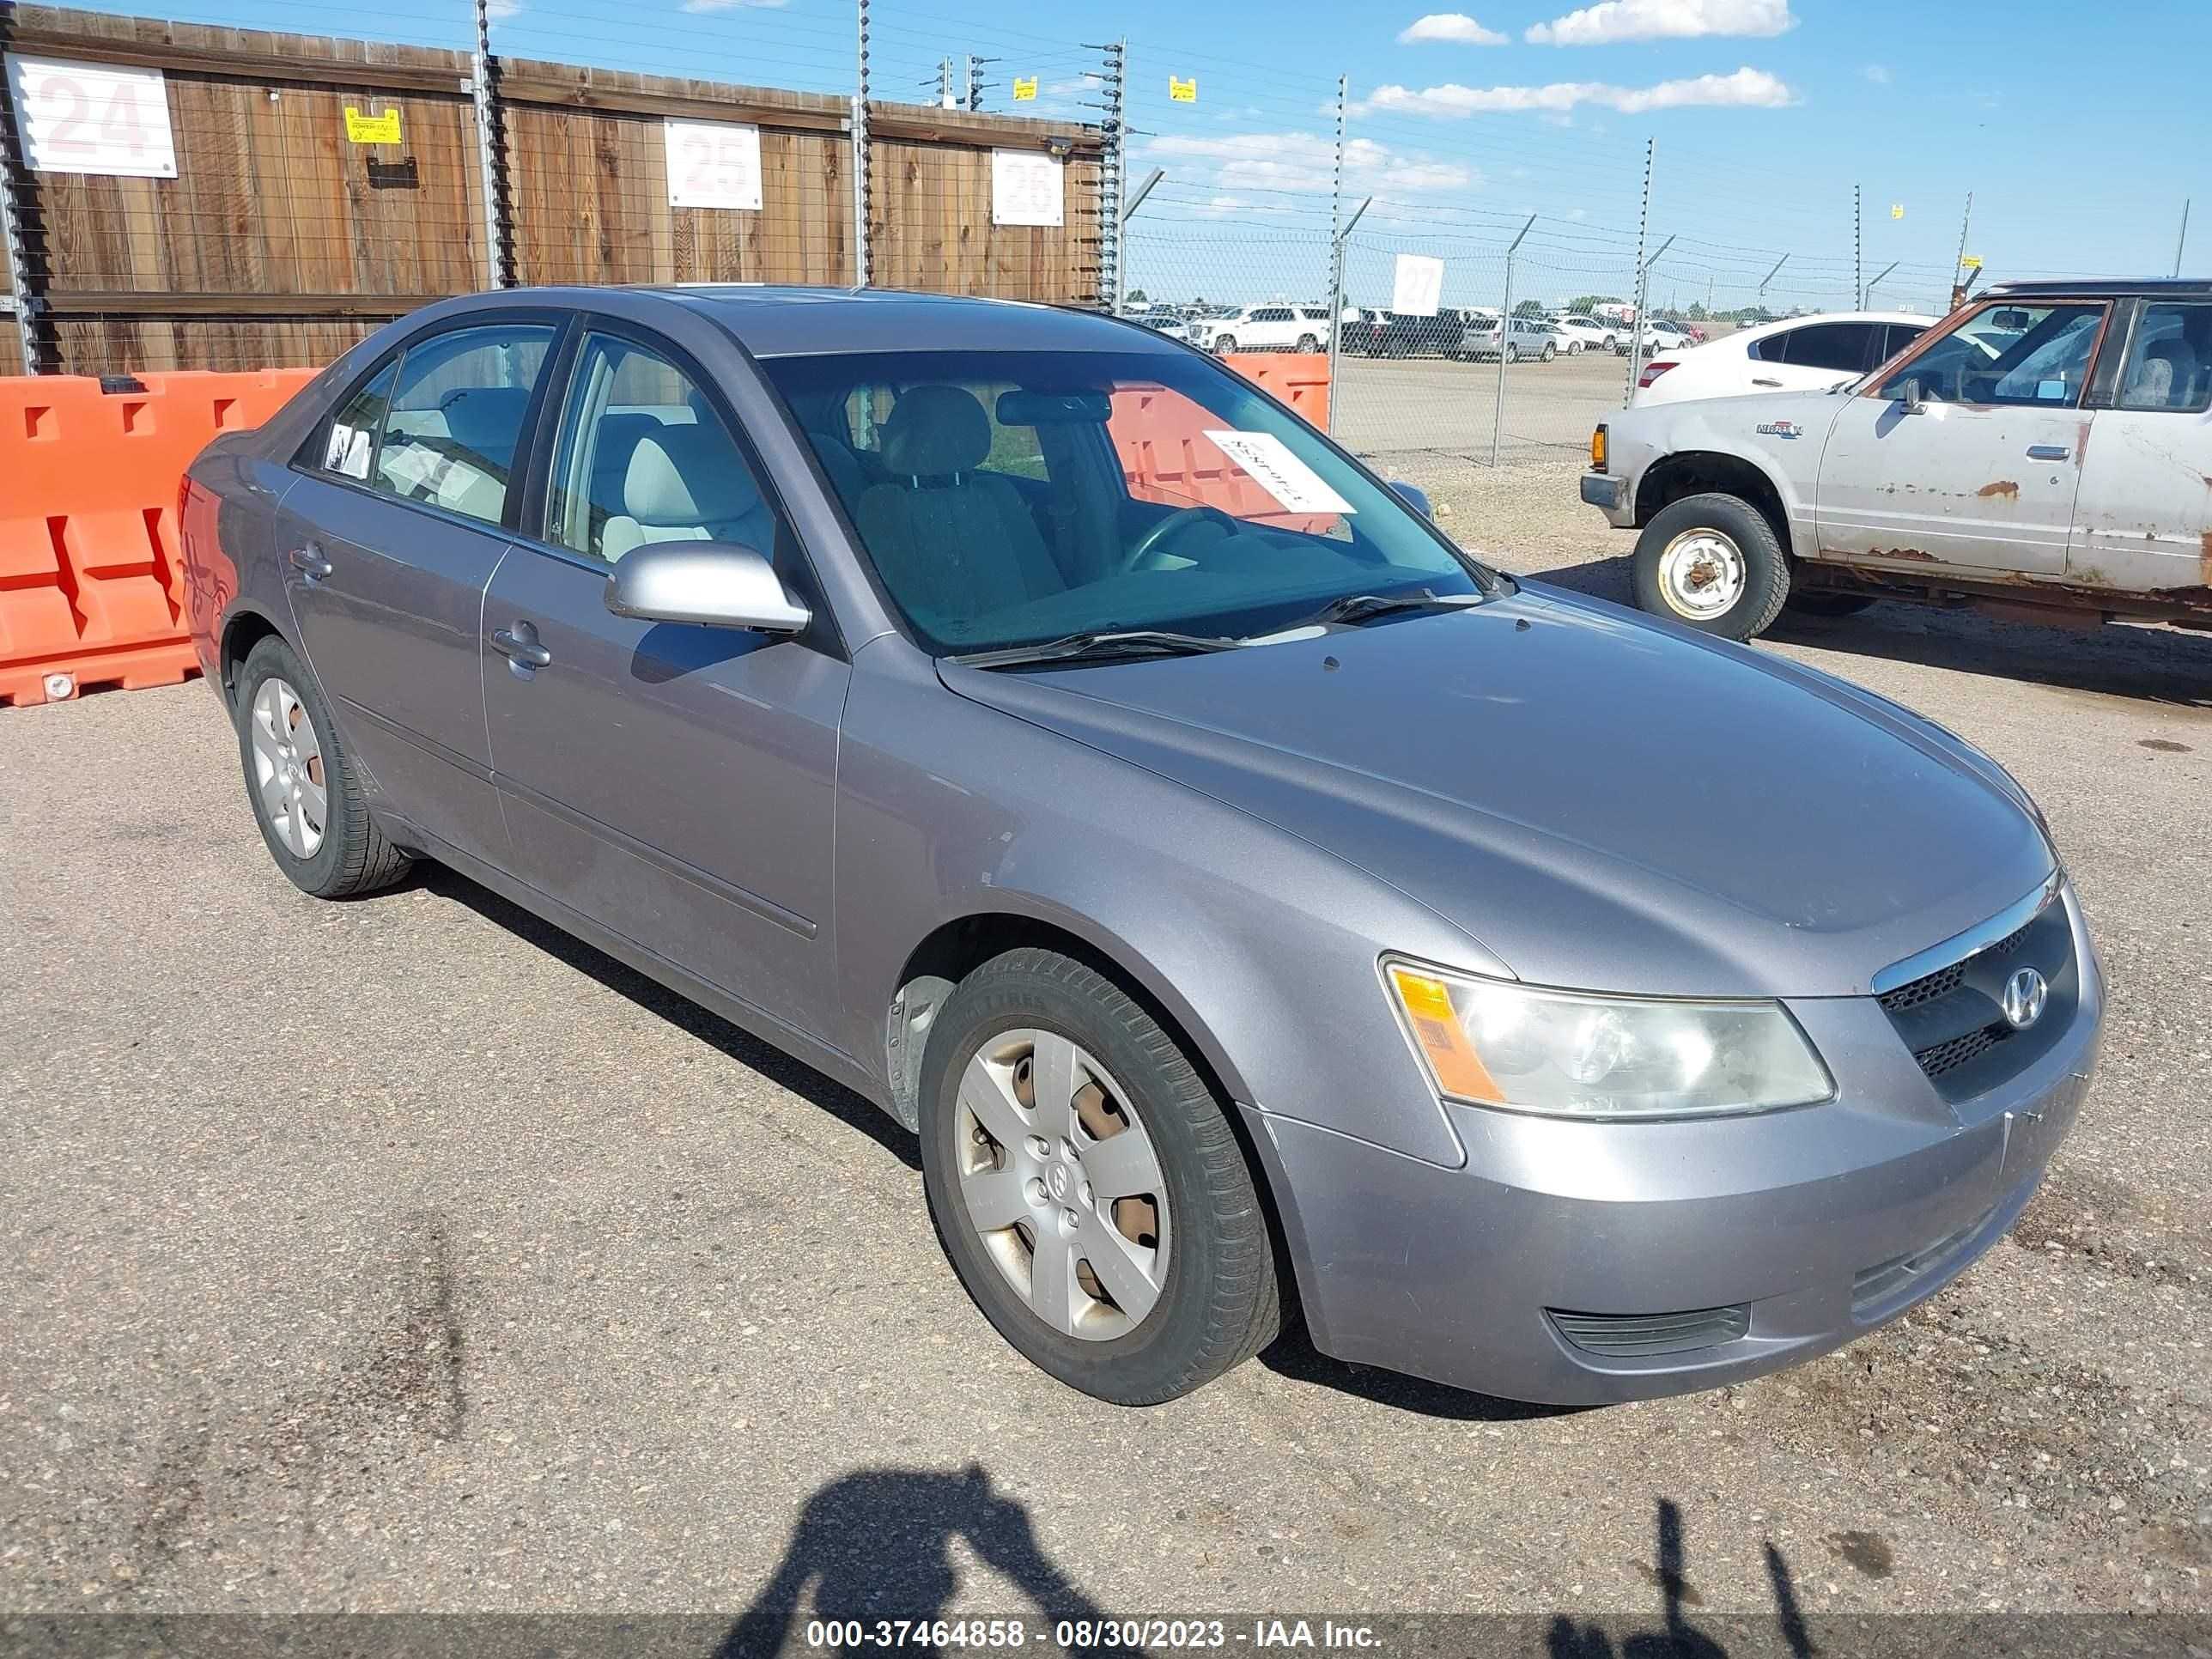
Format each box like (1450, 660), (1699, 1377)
(374, 323), (557, 526)
(1777, 322), (1877, 372)
(2116, 302), (2212, 413)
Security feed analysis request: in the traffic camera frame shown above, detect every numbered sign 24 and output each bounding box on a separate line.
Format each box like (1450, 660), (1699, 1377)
(6, 54), (179, 179)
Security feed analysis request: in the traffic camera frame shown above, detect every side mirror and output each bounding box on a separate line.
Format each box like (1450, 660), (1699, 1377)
(1899, 377), (1925, 414)
(603, 540), (811, 634)
(1389, 481), (1433, 518)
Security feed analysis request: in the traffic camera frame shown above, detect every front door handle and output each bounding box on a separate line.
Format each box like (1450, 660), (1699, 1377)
(288, 543), (333, 580)
(491, 623), (551, 669)
(2027, 444), (2070, 461)
(1751, 376), (1783, 387)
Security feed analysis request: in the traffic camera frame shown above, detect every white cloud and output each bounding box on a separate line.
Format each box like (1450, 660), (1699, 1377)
(1397, 13), (1508, 45)
(1190, 194), (1251, 219)
(1143, 131), (1476, 196)
(1350, 66), (1795, 118)
(1525, 0), (1793, 46)
(680, 0), (788, 11)
(1863, 64), (1892, 84)
(485, 0), (521, 16)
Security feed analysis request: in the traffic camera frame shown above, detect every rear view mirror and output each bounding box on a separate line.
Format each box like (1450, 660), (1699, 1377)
(604, 541), (811, 634)
(995, 389), (1112, 426)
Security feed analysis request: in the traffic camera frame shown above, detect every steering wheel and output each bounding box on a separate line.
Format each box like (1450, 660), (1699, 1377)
(1121, 504), (1241, 574)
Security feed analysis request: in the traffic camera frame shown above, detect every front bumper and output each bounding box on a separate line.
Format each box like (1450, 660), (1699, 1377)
(1579, 471), (1634, 526)
(1245, 888), (2102, 1407)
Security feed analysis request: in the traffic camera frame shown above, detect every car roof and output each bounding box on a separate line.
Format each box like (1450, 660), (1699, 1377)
(1739, 309), (1933, 337)
(1984, 277), (2212, 301)
(421, 283), (1184, 360)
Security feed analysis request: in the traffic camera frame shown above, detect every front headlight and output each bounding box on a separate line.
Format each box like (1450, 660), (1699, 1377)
(1384, 960), (1833, 1121)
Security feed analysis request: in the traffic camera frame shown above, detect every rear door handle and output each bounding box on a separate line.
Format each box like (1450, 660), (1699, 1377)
(288, 543), (332, 580)
(491, 623), (551, 669)
(1751, 376), (1783, 387)
(2027, 444), (2070, 460)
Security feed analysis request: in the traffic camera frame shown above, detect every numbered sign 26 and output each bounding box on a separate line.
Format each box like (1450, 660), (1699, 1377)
(664, 118), (763, 212)
(5, 54), (179, 179)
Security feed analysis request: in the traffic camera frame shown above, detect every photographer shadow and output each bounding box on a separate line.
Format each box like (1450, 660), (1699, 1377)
(718, 1463), (1141, 1658)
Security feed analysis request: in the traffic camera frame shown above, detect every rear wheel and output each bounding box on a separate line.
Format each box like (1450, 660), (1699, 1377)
(1295, 332), (1320, 353)
(1540, 343), (1557, 362)
(1504, 342), (1520, 365)
(235, 635), (412, 898)
(918, 948), (1280, 1405)
(1212, 334), (1237, 355)
(1632, 492), (1791, 641)
(1566, 339), (1583, 356)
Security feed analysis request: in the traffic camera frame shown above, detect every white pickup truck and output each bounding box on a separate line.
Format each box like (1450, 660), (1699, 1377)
(1578, 279), (2212, 641)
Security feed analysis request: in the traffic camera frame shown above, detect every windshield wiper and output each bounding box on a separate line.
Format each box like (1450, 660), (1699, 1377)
(949, 629), (1246, 670)
(1295, 588), (1489, 629)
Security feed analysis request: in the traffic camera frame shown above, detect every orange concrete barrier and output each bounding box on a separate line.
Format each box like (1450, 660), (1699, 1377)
(1109, 353), (1340, 534)
(0, 368), (319, 708)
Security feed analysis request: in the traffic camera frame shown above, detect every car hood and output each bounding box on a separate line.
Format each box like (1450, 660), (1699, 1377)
(939, 586), (2053, 998)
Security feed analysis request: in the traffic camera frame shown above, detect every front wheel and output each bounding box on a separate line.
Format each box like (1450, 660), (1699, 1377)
(1540, 343), (1557, 362)
(918, 948), (1281, 1406)
(1504, 342), (1519, 364)
(1632, 492), (1791, 641)
(1566, 340), (1583, 356)
(1212, 334), (1237, 355)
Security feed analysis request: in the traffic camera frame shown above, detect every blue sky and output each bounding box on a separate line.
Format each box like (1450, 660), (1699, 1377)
(61, 0), (2211, 312)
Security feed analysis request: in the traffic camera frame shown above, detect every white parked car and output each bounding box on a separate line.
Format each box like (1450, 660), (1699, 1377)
(1631, 311), (1932, 407)
(1552, 314), (1619, 354)
(1188, 303), (1334, 355)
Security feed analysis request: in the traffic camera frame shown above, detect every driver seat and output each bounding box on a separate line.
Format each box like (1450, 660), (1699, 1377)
(853, 386), (1066, 619)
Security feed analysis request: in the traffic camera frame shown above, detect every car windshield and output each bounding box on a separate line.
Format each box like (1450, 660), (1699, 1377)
(760, 347), (1492, 658)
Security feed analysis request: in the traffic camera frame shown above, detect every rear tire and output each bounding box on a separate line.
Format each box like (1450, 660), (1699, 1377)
(234, 635), (412, 898)
(918, 948), (1280, 1406)
(1632, 492), (1791, 641)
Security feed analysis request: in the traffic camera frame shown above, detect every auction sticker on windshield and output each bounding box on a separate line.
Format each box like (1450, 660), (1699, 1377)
(1203, 431), (1356, 516)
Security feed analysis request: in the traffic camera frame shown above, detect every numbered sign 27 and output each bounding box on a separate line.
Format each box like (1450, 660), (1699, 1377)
(663, 118), (763, 212)
(5, 54), (179, 179)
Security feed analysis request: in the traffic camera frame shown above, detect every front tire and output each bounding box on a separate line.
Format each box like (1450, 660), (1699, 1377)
(1632, 492), (1791, 641)
(234, 635), (412, 898)
(1566, 339), (1583, 356)
(1540, 343), (1557, 362)
(918, 948), (1280, 1406)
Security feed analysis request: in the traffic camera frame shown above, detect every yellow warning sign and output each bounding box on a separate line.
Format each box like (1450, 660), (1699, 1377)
(1169, 76), (1197, 103)
(1012, 76), (1038, 102)
(1889, 202), (1905, 220)
(344, 106), (404, 145)
(1961, 254), (1983, 270)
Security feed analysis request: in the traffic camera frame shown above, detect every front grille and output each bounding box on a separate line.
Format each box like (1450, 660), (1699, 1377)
(1879, 961), (1965, 1013)
(1916, 1022), (2008, 1078)
(1549, 1305), (1750, 1358)
(1875, 890), (2073, 1099)
(1852, 1206), (1996, 1316)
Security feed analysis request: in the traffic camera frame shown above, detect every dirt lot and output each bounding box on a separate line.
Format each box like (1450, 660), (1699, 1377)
(3, 461), (2209, 1632)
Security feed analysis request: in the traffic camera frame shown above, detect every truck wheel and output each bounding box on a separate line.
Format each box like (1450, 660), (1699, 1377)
(1632, 493), (1790, 641)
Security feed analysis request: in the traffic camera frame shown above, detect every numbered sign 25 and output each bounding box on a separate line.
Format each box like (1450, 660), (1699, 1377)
(663, 119), (763, 212)
(5, 54), (179, 179)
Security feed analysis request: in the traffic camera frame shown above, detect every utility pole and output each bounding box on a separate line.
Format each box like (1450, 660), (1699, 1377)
(2178, 199), (2192, 277)
(1758, 252), (1788, 313)
(960, 55), (998, 112)
(1624, 137), (1654, 405)
(471, 0), (511, 289)
(933, 58), (954, 109)
(852, 0), (872, 286)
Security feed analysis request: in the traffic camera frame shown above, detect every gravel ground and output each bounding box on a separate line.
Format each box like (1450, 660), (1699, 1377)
(3, 465), (2210, 1634)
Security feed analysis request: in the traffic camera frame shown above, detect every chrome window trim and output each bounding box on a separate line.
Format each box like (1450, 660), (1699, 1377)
(1869, 867), (2062, 996)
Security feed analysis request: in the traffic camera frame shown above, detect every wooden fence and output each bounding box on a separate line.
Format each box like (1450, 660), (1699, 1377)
(0, 5), (1107, 374)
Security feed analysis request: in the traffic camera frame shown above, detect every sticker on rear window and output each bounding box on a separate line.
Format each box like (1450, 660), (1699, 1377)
(1201, 430), (1355, 516)
(324, 422), (373, 480)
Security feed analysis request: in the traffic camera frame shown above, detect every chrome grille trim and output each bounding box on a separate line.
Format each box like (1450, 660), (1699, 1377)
(1869, 868), (2061, 997)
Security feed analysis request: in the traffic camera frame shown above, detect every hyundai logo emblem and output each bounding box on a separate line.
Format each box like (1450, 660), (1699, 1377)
(2001, 967), (2048, 1030)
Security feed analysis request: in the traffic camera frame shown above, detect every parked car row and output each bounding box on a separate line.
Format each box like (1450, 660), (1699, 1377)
(181, 282), (2098, 1414)
(1583, 277), (2211, 643)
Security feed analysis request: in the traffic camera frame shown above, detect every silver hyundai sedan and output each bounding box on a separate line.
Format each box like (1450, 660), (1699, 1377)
(180, 286), (2101, 1407)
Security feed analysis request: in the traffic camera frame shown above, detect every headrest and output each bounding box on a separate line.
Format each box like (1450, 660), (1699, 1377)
(623, 424), (764, 526)
(589, 413), (659, 499)
(879, 384), (991, 477)
(438, 386), (532, 469)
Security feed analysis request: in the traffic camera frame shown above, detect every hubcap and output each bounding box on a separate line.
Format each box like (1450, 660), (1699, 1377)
(249, 677), (328, 858)
(955, 1029), (1170, 1341)
(1656, 529), (1747, 621)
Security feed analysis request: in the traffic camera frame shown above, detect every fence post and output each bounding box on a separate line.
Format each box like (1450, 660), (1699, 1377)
(1492, 213), (1534, 468)
(1852, 182), (1863, 309)
(853, 0), (872, 286)
(0, 38), (45, 374)
(1323, 74), (1346, 421)
(1327, 197), (1369, 438)
(1097, 40), (1126, 313)
(471, 0), (512, 289)
(1625, 137), (1653, 404)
